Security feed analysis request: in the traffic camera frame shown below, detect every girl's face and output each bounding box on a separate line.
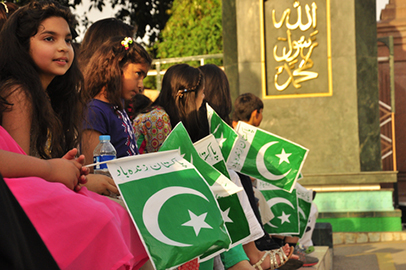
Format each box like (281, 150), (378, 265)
(29, 16), (74, 89)
(195, 87), (205, 109)
(121, 62), (150, 100)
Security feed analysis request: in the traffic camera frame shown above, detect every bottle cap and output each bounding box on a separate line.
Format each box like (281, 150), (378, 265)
(99, 135), (111, 141)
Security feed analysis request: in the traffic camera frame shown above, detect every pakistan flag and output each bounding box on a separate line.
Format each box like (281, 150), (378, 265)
(194, 134), (253, 246)
(206, 103), (238, 161)
(160, 123), (242, 198)
(162, 124), (252, 254)
(228, 121), (309, 193)
(107, 151), (231, 270)
(257, 180), (300, 235)
(194, 134), (230, 179)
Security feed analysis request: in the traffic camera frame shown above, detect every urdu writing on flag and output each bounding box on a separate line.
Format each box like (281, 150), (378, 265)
(206, 103), (238, 161)
(227, 121), (309, 193)
(107, 150), (231, 270)
(159, 122), (242, 198)
(194, 134), (230, 179)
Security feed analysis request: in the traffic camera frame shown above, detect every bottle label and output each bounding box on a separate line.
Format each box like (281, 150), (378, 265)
(93, 155), (116, 170)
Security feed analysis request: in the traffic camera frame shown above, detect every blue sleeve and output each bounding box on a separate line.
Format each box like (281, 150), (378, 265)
(83, 103), (108, 135)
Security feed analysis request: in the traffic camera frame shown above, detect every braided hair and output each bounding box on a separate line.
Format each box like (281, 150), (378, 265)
(154, 64), (204, 142)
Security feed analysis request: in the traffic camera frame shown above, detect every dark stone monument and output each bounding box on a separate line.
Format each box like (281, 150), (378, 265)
(222, 0), (396, 186)
(222, 0), (400, 233)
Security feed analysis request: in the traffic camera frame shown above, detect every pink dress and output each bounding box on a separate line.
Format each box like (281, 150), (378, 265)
(0, 126), (148, 270)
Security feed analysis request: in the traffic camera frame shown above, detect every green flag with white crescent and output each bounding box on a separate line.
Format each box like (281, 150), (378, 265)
(207, 103), (238, 161)
(161, 124), (254, 257)
(107, 150), (231, 270)
(292, 183), (312, 239)
(257, 180), (300, 235)
(159, 122), (242, 198)
(194, 134), (254, 246)
(228, 121), (309, 193)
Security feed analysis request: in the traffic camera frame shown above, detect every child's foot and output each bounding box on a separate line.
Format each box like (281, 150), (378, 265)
(252, 244), (293, 270)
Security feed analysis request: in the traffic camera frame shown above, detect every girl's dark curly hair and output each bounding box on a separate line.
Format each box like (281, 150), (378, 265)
(82, 35), (152, 111)
(153, 63), (204, 142)
(0, 0), (84, 159)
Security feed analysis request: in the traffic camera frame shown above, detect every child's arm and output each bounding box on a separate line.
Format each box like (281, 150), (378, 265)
(1, 86), (32, 154)
(0, 149), (88, 191)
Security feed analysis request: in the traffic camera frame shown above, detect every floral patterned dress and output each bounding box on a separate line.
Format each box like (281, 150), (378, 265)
(132, 106), (172, 153)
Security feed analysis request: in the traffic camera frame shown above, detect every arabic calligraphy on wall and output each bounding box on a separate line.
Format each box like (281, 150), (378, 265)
(262, 0), (332, 99)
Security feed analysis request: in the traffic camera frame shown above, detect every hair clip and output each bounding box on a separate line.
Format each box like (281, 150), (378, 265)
(177, 89), (188, 98)
(1, 2), (8, 14)
(121, 37), (133, 50)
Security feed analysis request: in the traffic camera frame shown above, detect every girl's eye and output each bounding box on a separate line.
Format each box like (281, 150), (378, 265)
(44, 37), (54, 41)
(66, 38), (72, 44)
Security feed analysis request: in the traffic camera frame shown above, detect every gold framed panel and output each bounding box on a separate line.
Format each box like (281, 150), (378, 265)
(260, 0), (332, 99)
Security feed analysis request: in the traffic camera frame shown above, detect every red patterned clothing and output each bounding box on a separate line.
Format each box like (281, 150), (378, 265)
(132, 106), (172, 153)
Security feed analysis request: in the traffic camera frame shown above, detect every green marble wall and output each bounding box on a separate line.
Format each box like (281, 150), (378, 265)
(222, 0), (389, 184)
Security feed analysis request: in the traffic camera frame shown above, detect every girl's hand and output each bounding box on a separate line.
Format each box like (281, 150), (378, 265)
(62, 148), (89, 191)
(84, 174), (119, 195)
(45, 158), (82, 190)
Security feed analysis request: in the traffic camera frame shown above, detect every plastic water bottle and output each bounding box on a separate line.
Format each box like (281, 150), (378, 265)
(93, 135), (117, 177)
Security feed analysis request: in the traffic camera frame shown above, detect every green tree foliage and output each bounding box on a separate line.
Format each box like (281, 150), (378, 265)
(155, 0), (223, 66)
(10, 0), (173, 45)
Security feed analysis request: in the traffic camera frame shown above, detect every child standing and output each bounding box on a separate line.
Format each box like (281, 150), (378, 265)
(81, 36), (151, 161)
(0, 1), (148, 269)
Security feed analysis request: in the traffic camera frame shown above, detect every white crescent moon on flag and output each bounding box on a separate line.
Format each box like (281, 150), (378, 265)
(143, 186), (210, 247)
(256, 141), (291, 180)
(266, 197), (296, 228)
(298, 206), (305, 219)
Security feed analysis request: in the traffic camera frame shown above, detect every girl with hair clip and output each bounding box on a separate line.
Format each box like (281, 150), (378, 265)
(197, 64), (301, 270)
(79, 17), (135, 70)
(81, 36), (152, 195)
(0, 1), (149, 269)
(133, 63), (205, 154)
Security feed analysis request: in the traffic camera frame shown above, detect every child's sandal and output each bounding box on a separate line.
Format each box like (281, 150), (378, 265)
(252, 246), (293, 270)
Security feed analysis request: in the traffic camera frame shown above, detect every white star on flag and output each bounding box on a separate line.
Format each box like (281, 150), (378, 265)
(276, 149), (292, 165)
(182, 210), (213, 236)
(277, 211), (291, 224)
(221, 207), (233, 223)
(216, 132), (227, 148)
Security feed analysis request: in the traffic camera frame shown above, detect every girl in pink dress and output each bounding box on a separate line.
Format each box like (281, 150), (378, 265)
(0, 125), (148, 269)
(0, 1), (148, 269)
